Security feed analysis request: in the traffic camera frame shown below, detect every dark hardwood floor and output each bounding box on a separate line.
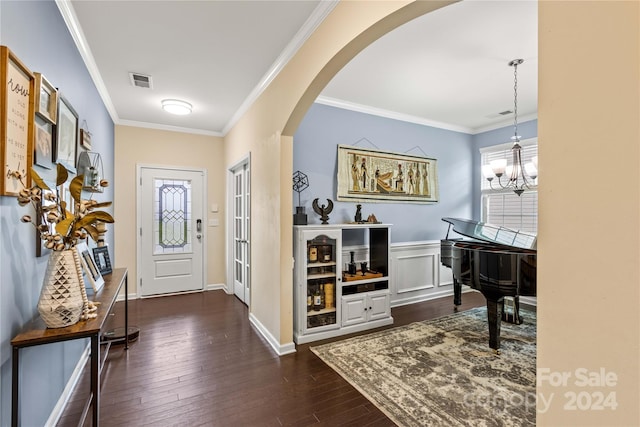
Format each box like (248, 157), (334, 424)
(57, 290), (485, 427)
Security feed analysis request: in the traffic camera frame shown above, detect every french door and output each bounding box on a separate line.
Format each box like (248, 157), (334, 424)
(231, 159), (250, 306)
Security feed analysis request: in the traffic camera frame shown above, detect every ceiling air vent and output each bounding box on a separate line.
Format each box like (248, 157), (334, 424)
(498, 110), (513, 116)
(129, 72), (153, 89)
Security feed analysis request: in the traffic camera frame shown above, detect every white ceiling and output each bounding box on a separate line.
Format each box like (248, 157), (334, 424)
(66, 0), (537, 137)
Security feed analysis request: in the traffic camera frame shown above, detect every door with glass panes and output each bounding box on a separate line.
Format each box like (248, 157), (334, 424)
(301, 229), (341, 335)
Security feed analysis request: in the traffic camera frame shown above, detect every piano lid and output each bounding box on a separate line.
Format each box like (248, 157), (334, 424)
(442, 217), (537, 250)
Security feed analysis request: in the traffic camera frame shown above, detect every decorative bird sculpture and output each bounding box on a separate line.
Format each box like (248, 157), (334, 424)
(312, 198), (333, 224)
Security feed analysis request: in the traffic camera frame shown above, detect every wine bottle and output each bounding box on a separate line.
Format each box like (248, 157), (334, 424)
(313, 285), (322, 311)
(307, 287), (312, 312)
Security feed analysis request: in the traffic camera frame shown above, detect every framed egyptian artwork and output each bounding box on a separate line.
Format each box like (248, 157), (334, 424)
(1, 46), (35, 196)
(336, 144), (439, 204)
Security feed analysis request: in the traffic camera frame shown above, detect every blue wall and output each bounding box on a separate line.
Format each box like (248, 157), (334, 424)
(0, 1), (114, 425)
(294, 104), (538, 243)
(294, 103), (474, 243)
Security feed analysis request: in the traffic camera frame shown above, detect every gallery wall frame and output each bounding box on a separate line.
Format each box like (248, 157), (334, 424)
(56, 94), (78, 173)
(34, 72), (57, 124)
(336, 144), (439, 204)
(34, 115), (54, 169)
(1, 45), (34, 196)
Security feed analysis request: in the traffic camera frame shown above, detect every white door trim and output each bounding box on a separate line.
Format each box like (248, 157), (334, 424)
(226, 153), (251, 300)
(136, 163), (208, 298)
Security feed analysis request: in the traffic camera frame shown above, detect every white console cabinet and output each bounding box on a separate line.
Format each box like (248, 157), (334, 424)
(293, 224), (393, 344)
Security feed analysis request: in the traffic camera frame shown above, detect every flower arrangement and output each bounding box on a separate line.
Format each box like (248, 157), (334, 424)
(14, 163), (114, 250)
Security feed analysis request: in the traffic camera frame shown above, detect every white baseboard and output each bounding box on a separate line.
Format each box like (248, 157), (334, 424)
(206, 283), (226, 291)
(248, 313), (296, 356)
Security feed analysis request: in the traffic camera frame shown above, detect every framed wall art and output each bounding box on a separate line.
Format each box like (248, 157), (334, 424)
(34, 72), (57, 124)
(34, 114), (54, 169)
(1, 45), (34, 196)
(336, 144), (439, 204)
(80, 128), (92, 150)
(56, 94), (78, 173)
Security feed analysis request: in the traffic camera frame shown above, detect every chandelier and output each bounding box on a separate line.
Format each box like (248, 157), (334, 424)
(483, 59), (538, 196)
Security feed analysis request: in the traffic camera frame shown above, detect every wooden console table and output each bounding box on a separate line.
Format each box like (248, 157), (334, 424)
(11, 268), (129, 427)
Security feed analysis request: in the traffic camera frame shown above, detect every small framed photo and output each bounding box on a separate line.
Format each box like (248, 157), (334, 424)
(80, 129), (92, 150)
(56, 94), (78, 173)
(34, 72), (58, 124)
(34, 115), (54, 169)
(92, 245), (112, 276)
(77, 242), (104, 293)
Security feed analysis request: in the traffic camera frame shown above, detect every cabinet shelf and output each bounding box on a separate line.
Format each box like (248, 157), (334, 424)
(307, 261), (336, 268)
(308, 273), (336, 280)
(342, 271), (384, 282)
(307, 307), (336, 317)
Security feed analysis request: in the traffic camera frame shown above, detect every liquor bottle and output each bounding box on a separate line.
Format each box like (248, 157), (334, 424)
(348, 251), (357, 275)
(307, 287), (312, 312)
(309, 245), (318, 263)
(313, 285), (322, 311)
(322, 245), (332, 262)
(320, 283), (326, 309)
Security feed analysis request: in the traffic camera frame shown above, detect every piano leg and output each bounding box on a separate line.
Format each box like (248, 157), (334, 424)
(486, 296), (504, 353)
(453, 278), (462, 310)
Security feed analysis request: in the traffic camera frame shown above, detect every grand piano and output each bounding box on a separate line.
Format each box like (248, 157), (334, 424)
(440, 217), (537, 352)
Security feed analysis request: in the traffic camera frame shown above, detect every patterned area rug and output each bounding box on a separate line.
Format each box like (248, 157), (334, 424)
(311, 307), (536, 427)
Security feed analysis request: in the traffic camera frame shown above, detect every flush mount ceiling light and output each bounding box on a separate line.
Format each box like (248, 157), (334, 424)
(161, 99), (192, 115)
(482, 59), (538, 196)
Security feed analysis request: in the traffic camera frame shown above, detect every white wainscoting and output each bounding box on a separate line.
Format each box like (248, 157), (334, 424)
(344, 241), (537, 310)
(389, 240), (455, 307)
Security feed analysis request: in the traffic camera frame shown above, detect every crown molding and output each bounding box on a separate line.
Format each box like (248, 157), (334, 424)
(118, 119), (223, 138)
(222, 0), (339, 135)
(55, 0), (119, 123)
(315, 96), (474, 134)
(472, 113), (538, 134)
(316, 96), (538, 135)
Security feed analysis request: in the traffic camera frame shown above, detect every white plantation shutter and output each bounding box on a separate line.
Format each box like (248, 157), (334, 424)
(481, 139), (538, 233)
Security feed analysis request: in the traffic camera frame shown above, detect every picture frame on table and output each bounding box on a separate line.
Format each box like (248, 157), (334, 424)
(34, 115), (54, 169)
(34, 72), (57, 124)
(1, 45), (35, 195)
(77, 242), (104, 293)
(55, 94), (78, 174)
(92, 245), (112, 276)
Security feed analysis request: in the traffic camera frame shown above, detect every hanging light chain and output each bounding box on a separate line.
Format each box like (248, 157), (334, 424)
(509, 58), (523, 142)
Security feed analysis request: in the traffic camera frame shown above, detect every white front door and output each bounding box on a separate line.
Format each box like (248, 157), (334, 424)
(139, 166), (205, 296)
(231, 160), (250, 306)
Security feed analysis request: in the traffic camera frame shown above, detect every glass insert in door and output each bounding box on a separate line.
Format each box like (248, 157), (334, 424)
(153, 178), (192, 254)
(306, 234), (337, 329)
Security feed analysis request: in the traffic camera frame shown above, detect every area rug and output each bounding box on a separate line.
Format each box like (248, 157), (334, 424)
(310, 307), (536, 426)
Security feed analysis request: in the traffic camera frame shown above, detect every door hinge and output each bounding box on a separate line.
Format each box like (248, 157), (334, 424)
(140, 278), (142, 288)
(140, 177), (142, 185)
(140, 228), (142, 236)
